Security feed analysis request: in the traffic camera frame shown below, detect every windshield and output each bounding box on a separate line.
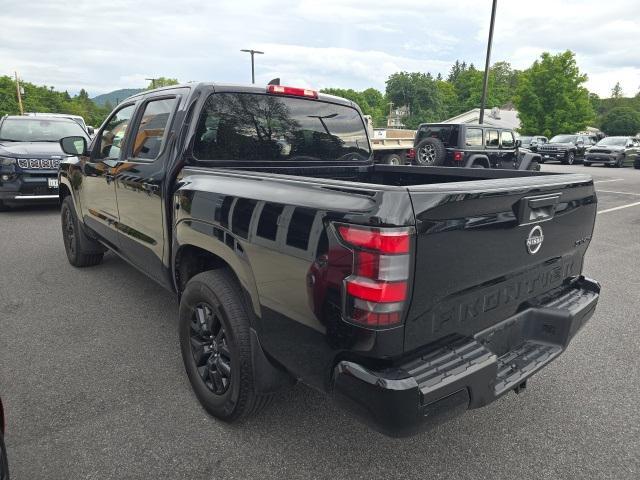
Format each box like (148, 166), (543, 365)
(0, 118), (88, 142)
(597, 137), (627, 146)
(193, 93), (371, 162)
(519, 136), (533, 143)
(549, 135), (577, 143)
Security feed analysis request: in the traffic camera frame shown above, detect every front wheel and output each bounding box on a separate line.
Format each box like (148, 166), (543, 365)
(179, 270), (272, 422)
(563, 151), (575, 165)
(61, 196), (104, 267)
(615, 156), (624, 168)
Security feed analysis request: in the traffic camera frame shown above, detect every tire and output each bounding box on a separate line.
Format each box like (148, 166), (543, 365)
(415, 138), (446, 166)
(179, 269), (272, 422)
(529, 161), (540, 171)
(382, 153), (402, 165)
(635, 161), (640, 170)
(61, 196), (104, 267)
(471, 163), (486, 168)
(538, 158), (546, 164)
(583, 162), (591, 167)
(0, 432), (9, 480)
(0, 200), (8, 212)
(615, 156), (624, 168)
(563, 151), (575, 165)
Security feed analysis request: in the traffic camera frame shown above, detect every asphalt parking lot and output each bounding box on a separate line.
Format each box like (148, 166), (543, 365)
(1, 163), (639, 480)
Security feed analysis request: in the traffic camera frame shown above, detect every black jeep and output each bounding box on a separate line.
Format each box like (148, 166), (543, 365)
(413, 123), (540, 170)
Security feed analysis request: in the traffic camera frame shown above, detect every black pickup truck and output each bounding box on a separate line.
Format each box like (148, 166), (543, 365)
(57, 83), (600, 437)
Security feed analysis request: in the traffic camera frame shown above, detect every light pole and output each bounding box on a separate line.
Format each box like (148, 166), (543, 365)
(479, 0), (498, 124)
(240, 49), (264, 84)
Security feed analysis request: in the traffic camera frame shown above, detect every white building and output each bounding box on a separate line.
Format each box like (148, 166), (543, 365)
(441, 107), (521, 131)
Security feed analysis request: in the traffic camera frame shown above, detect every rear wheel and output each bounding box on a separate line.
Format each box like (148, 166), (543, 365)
(415, 138), (446, 166)
(382, 153), (402, 165)
(61, 196), (104, 267)
(179, 270), (272, 422)
(0, 432), (8, 480)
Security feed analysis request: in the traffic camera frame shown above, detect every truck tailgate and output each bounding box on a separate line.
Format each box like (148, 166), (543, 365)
(404, 174), (596, 352)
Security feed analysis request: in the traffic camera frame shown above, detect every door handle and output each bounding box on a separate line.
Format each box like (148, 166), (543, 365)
(517, 193), (561, 225)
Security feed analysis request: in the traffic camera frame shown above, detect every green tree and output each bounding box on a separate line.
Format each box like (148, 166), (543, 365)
(320, 87), (387, 127)
(385, 72), (443, 128)
(145, 77), (179, 90)
(515, 51), (594, 136)
(611, 82), (623, 98)
(600, 106), (640, 135)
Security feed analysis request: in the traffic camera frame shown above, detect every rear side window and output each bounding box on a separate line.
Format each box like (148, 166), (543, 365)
(193, 93), (370, 162)
(485, 129), (499, 147)
(465, 128), (483, 147)
(257, 203), (284, 241)
(232, 198), (257, 239)
(131, 98), (177, 160)
(418, 125), (458, 146)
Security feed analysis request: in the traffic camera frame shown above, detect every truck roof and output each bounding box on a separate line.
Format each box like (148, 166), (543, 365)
(123, 83), (356, 109)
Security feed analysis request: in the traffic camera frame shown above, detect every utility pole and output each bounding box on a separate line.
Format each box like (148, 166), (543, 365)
(240, 49), (264, 84)
(14, 71), (24, 115)
(145, 77), (158, 89)
(479, 0), (498, 124)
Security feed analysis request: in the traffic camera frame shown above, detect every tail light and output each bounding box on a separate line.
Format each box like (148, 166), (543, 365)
(267, 85), (318, 99)
(335, 224), (413, 328)
(406, 148), (416, 160)
(453, 151), (463, 162)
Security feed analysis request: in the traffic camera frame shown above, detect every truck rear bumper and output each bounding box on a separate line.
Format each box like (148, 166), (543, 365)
(332, 276), (600, 437)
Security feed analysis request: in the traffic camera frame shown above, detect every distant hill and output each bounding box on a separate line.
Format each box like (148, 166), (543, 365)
(91, 88), (144, 106)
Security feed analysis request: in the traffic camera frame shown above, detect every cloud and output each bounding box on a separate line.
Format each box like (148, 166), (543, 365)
(0, 0), (638, 97)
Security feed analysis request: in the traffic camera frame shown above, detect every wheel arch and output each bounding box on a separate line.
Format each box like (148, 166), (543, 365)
(465, 154), (490, 169)
(173, 237), (262, 321)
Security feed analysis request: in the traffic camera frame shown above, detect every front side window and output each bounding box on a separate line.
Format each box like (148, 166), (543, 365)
(465, 128), (483, 147)
(501, 131), (515, 148)
(193, 93), (370, 162)
(485, 129), (499, 147)
(131, 98), (177, 160)
(97, 104), (136, 160)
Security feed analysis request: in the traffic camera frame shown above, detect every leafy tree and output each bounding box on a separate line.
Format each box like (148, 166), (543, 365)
(320, 87), (388, 127)
(515, 51), (594, 136)
(611, 82), (623, 98)
(600, 106), (640, 135)
(385, 72), (443, 128)
(145, 77), (179, 90)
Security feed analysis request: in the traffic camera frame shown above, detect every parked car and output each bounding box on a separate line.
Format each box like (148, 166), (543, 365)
(58, 83), (600, 437)
(584, 136), (640, 167)
(0, 115), (90, 210)
(518, 135), (548, 152)
(413, 123), (540, 170)
(25, 112), (93, 135)
(0, 396), (8, 480)
(538, 134), (597, 164)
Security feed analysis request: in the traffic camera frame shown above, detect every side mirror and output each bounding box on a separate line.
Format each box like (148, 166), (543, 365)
(515, 139), (522, 148)
(60, 136), (88, 156)
(87, 126), (95, 135)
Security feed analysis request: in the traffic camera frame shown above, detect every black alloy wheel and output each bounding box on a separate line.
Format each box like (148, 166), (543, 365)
(189, 303), (232, 395)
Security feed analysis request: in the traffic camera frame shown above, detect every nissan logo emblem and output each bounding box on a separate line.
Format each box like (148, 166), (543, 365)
(526, 225), (544, 255)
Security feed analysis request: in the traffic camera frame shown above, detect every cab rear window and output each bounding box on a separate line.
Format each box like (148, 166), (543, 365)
(192, 93), (370, 163)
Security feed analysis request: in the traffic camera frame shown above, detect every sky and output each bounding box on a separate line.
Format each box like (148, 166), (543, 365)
(1, 0), (639, 98)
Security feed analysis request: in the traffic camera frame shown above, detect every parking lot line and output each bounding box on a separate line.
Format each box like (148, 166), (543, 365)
(597, 201), (640, 215)
(596, 190), (640, 196)
(594, 179), (624, 184)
